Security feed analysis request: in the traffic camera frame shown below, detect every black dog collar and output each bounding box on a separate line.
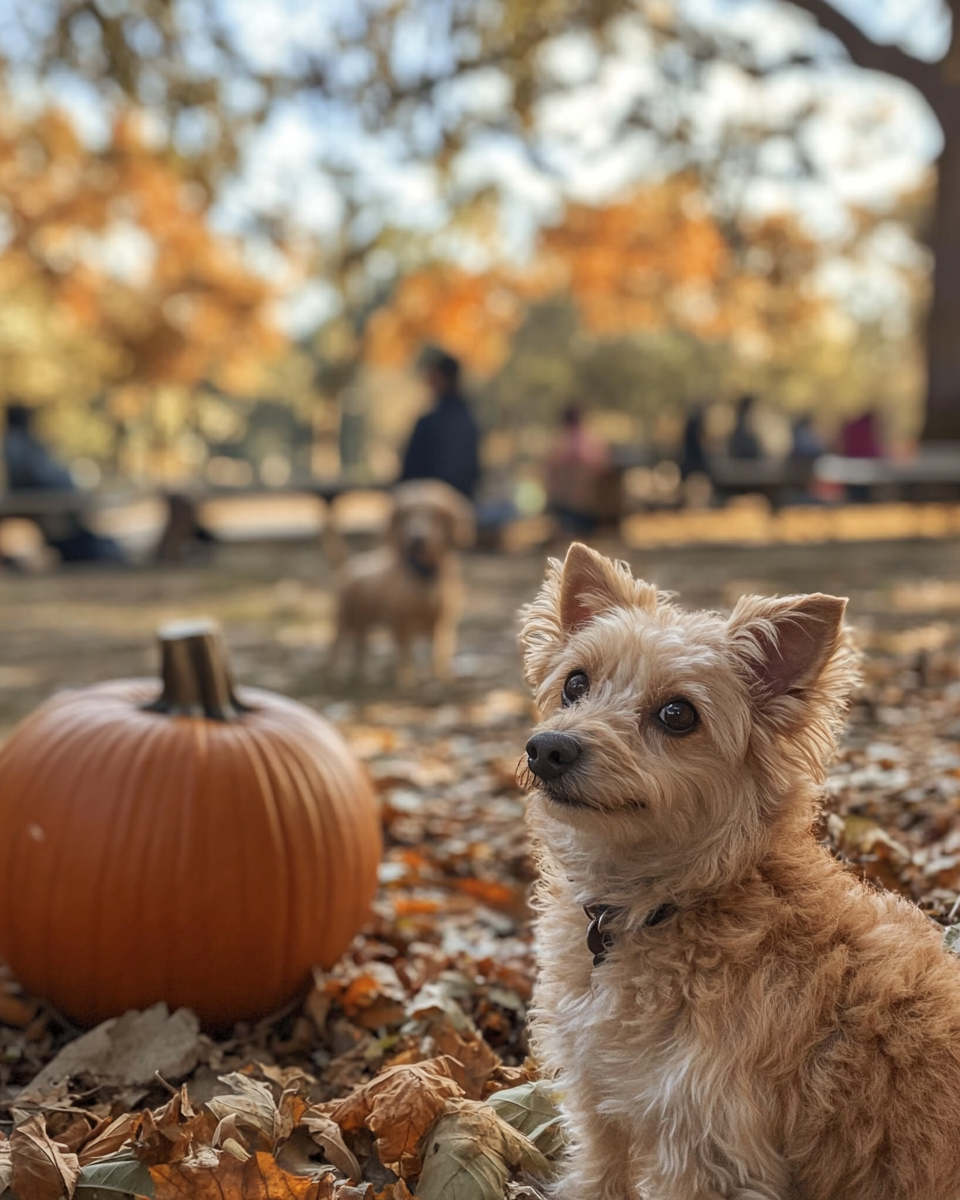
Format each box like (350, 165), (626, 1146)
(405, 552), (439, 581)
(584, 901), (677, 967)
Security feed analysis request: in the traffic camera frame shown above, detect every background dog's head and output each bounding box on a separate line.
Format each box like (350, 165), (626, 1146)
(389, 481), (475, 573)
(519, 543), (859, 884)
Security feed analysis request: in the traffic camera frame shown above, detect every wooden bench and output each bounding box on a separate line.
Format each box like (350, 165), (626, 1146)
(0, 482), (395, 566)
(708, 457), (816, 509)
(709, 449), (960, 508)
(813, 451), (960, 501)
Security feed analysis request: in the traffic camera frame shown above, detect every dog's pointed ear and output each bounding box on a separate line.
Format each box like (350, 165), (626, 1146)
(728, 593), (847, 698)
(559, 542), (631, 632)
(519, 544), (655, 690)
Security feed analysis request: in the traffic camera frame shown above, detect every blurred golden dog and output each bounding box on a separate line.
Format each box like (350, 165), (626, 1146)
(328, 480), (475, 687)
(520, 542), (960, 1200)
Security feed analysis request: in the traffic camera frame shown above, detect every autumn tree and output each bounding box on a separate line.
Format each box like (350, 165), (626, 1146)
(774, 2), (955, 438)
(4, 0), (946, 435)
(363, 174), (902, 427)
(0, 94), (283, 470)
(0, 104), (278, 395)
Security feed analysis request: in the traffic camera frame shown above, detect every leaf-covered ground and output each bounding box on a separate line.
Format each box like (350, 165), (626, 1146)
(3, 535), (960, 1197)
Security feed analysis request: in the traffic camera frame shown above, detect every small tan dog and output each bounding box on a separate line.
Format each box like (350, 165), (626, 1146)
(520, 542), (960, 1200)
(328, 479), (474, 687)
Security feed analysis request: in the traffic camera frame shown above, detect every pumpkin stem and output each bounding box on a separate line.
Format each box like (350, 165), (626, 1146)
(144, 620), (250, 721)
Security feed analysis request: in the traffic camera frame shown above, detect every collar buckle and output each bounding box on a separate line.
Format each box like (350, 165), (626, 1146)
(583, 901), (678, 968)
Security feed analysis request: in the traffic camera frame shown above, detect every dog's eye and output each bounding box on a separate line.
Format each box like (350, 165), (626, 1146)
(562, 671), (590, 706)
(656, 699), (698, 734)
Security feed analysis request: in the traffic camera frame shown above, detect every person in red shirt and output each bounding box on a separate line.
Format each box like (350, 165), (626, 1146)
(545, 405), (610, 535)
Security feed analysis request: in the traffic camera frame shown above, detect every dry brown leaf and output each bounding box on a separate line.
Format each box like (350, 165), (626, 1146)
(404, 980), (500, 1098)
(153, 1085), (196, 1126)
(424, 1022), (501, 1100)
(340, 963), (409, 1031)
(77, 1113), (136, 1166)
(151, 1149), (339, 1198)
(19, 1004), (200, 1105)
(374, 1184), (415, 1200)
(0, 993), (37, 1029)
(206, 1073), (283, 1150)
(131, 1092), (217, 1167)
(275, 1127), (336, 1181)
(318, 1056), (465, 1179)
(9, 1114), (81, 1200)
(44, 1116), (91, 1156)
(0, 1136), (12, 1196)
(300, 1108), (362, 1180)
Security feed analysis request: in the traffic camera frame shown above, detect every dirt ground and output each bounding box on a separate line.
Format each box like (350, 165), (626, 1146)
(4, 536), (960, 1194)
(4, 534), (960, 732)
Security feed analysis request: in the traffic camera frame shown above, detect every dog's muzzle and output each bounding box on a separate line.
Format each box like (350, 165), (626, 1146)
(526, 731), (582, 782)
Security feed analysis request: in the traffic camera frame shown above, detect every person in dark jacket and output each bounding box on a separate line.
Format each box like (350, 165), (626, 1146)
(679, 405), (709, 479)
(728, 394), (762, 460)
(399, 351), (480, 500)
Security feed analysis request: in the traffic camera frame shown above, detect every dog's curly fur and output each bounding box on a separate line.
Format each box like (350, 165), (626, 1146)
(520, 542), (960, 1200)
(328, 480), (474, 687)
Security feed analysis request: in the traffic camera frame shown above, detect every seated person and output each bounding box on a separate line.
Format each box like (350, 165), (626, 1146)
(4, 403), (124, 563)
(545, 405), (610, 535)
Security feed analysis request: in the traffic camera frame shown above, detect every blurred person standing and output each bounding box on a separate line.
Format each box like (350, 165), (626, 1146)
(728, 394), (762, 460)
(679, 404), (709, 479)
(400, 350), (480, 500)
(3, 403), (124, 563)
(545, 404), (610, 536)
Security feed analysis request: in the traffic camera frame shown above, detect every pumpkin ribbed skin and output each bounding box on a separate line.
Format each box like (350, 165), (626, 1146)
(0, 678), (382, 1027)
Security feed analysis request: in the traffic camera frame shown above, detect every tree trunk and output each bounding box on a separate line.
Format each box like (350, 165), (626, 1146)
(922, 105), (960, 441)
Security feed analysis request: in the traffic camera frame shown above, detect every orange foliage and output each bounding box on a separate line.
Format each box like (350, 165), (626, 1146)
(541, 179), (729, 337)
(362, 177), (828, 375)
(0, 106), (281, 395)
(364, 266), (531, 377)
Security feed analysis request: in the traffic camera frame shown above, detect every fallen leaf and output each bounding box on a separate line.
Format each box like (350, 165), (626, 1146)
(20, 1006), (200, 1105)
(373, 1184), (414, 1200)
(78, 1116), (137, 1166)
(275, 1127), (334, 1182)
(505, 1185), (549, 1200)
(130, 1090), (216, 1167)
(0, 1137), (12, 1195)
(46, 1116), (94, 1157)
(340, 964), (408, 1032)
(485, 1081), (565, 1156)
(318, 1057), (464, 1178)
(76, 1149), (155, 1196)
(220, 1137), (251, 1163)
(10, 1114), (82, 1200)
(300, 1109), (362, 1180)
(151, 1150), (337, 1199)
(0, 992), (38, 1029)
(404, 980), (500, 1098)
(416, 1100), (551, 1200)
(206, 1073), (284, 1151)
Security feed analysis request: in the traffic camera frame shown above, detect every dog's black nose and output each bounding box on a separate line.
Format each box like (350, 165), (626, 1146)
(526, 731), (582, 781)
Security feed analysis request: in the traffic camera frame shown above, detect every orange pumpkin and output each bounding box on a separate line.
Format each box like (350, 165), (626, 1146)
(0, 621), (382, 1027)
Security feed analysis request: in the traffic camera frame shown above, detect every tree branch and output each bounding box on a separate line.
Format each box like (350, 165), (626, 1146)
(787, 0), (938, 102)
